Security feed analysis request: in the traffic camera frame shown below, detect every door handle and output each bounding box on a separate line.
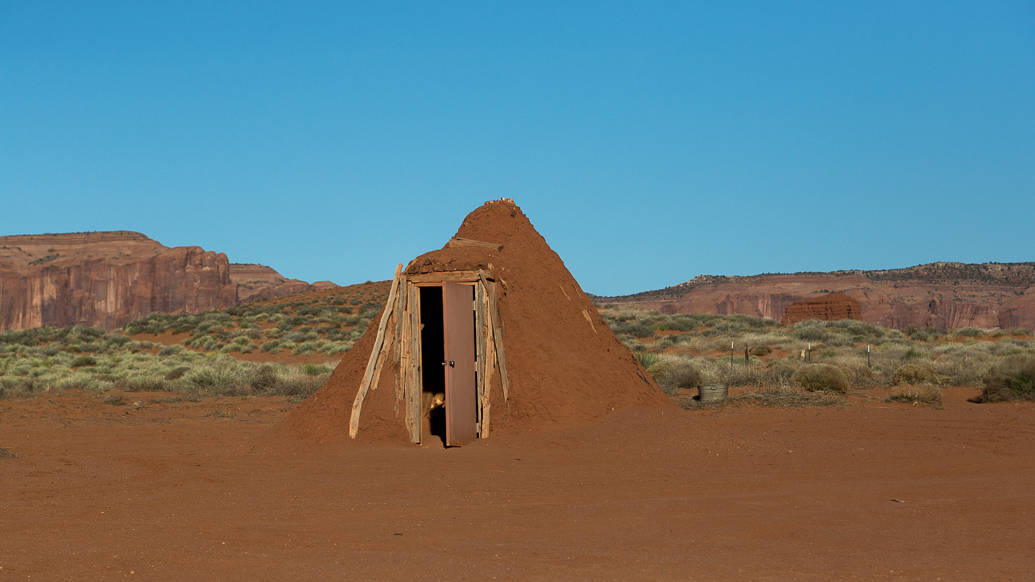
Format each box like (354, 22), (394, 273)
(442, 360), (455, 368)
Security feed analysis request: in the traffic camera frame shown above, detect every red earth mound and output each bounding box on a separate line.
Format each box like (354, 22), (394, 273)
(278, 200), (669, 443)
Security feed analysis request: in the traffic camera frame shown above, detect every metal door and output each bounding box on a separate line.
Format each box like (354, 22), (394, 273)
(443, 282), (477, 446)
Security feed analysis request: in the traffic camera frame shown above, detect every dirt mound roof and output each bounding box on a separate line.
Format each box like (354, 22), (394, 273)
(277, 199), (668, 443)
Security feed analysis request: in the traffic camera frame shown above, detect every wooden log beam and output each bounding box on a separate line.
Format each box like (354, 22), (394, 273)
(481, 300), (496, 438)
(445, 237), (502, 250)
(393, 275), (407, 367)
(475, 277), (487, 436)
(481, 272), (510, 402)
(349, 264), (402, 439)
(407, 271), (490, 284)
(408, 284), (422, 444)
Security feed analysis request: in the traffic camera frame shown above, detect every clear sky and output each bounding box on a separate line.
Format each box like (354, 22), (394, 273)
(2, 1), (1033, 295)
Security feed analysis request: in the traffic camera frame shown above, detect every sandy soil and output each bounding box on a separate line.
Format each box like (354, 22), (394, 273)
(1, 388), (1032, 581)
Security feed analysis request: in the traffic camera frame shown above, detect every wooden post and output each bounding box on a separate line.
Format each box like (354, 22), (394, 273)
(475, 277), (487, 436)
(408, 285), (422, 444)
(481, 272), (510, 402)
(349, 264), (402, 439)
(481, 302), (496, 438)
(393, 274), (407, 367)
(393, 275), (408, 407)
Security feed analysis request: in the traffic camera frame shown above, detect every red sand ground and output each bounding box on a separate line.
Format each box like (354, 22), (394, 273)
(1, 388), (1032, 580)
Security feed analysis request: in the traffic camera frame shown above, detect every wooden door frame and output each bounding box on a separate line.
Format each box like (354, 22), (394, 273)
(409, 274), (485, 444)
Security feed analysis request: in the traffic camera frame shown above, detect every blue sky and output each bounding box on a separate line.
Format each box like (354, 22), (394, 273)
(2, 1), (1032, 295)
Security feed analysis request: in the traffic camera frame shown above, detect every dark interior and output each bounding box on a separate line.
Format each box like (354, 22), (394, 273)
(419, 286), (446, 443)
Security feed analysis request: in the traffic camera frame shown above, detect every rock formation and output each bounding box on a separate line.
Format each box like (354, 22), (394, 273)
(0, 232), (335, 332)
(781, 292), (862, 325)
(601, 262), (1035, 331)
(230, 264), (337, 302)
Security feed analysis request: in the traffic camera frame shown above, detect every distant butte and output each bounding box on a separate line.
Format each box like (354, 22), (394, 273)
(0, 231), (336, 332)
(598, 262), (1035, 331)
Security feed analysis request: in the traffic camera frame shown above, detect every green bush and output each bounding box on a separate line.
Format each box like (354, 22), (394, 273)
(792, 364), (849, 393)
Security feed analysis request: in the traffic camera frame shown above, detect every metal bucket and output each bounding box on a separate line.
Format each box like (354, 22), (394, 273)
(698, 384), (728, 404)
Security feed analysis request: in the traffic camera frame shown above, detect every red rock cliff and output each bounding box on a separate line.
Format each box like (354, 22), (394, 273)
(603, 262), (1035, 331)
(0, 232), (239, 332)
(781, 292), (862, 325)
(230, 264), (334, 302)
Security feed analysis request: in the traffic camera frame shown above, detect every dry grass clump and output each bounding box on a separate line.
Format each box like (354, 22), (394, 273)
(792, 364), (849, 393)
(973, 355), (1035, 403)
(732, 385), (844, 407)
(886, 384), (943, 408)
(749, 345), (772, 357)
(655, 361), (704, 393)
(892, 362), (939, 386)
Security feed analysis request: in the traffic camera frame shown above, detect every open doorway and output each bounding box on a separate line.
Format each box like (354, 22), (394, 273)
(419, 286), (446, 444)
(417, 282), (478, 446)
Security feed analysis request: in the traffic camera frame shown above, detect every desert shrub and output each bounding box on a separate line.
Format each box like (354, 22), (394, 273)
(905, 326), (944, 342)
(654, 316), (695, 332)
(975, 355), (1035, 403)
(105, 334), (132, 347)
(300, 364), (332, 376)
(164, 366), (190, 380)
(324, 328), (349, 341)
(249, 365), (279, 393)
(77, 342), (102, 353)
(901, 347), (927, 360)
(185, 364), (239, 391)
(792, 321), (831, 342)
(321, 341), (352, 354)
(633, 351), (660, 371)
(792, 364), (849, 393)
(892, 363), (939, 386)
(159, 345), (185, 356)
(120, 375), (170, 392)
(71, 355), (96, 368)
(656, 361), (704, 393)
(732, 385), (844, 407)
(886, 383), (942, 407)
(749, 345), (772, 357)
(955, 327), (983, 337)
(227, 337), (257, 353)
(293, 341), (319, 355)
(615, 321), (654, 339)
(825, 355), (876, 389)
